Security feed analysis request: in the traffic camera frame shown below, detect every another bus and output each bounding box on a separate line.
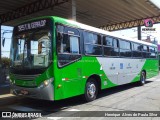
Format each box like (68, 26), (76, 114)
(10, 16), (158, 102)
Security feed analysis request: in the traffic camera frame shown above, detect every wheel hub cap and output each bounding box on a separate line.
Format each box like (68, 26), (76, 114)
(87, 83), (96, 98)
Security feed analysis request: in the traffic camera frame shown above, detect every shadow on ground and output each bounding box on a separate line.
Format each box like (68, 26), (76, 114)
(1, 80), (152, 115)
(0, 83), (10, 95)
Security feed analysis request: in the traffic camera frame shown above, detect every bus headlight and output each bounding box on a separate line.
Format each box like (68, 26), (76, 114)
(44, 80), (49, 86)
(40, 78), (53, 88)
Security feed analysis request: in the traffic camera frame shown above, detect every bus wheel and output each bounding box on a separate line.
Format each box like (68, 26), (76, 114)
(84, 78), (98, 102)
(139, 71), (146, 86)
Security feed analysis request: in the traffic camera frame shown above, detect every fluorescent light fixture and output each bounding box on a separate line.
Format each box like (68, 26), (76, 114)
(149, 0), (160, 9)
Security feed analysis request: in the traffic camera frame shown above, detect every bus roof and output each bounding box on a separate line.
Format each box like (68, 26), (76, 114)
(14, 16), (157, 48)
(53, 16), (157, 48)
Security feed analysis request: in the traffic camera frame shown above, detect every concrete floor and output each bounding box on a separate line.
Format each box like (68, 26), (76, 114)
(0, 75), (160, 120)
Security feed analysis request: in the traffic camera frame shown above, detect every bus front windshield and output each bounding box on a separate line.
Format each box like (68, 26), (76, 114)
(11, 29), (52, 69)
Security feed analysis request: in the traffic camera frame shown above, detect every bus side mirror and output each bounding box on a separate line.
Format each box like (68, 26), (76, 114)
(2, 38), (5, 47)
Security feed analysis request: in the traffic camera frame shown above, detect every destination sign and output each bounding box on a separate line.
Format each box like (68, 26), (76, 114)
(18, 20), (47, 32)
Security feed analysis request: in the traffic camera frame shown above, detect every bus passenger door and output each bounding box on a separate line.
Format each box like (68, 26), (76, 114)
(56, 25), (83, 98)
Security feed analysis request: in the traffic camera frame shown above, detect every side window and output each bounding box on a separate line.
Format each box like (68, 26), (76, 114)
(143, 45), (148, 52)
(155, 47), (158, 58)
(119, 40), (130, 50)
(132, 43), (142, 51)
(119, 40), (131, 57)
(103, 36), (112, 46)
(70, 36), (79, 54)
(61, 34), (80, 54)
(112, 38), (119, 56)
(84, 31), (102, 55)
(142, 45), (150, 58)
(113, 39), (118, 48)
(57, 25), (81, 67)
(132, 43), (142, 58)
(103, 36), (113, 56)
(103, 36), (119, 57)
(149, 46), (156, 58)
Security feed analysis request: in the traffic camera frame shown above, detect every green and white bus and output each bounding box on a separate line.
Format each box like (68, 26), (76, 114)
(10, 16), (158, 102)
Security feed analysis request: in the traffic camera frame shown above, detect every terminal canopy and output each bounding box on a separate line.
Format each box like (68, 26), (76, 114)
(0, 0), (160, 31)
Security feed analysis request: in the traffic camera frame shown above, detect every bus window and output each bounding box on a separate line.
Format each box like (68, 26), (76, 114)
(85, 44), (102, 55)
(104, 47), (113, 56)
(84, 31), (102, 56)
(119, 40), (130, 50)
(143, 45), (148, 52)
(84, 32), (101, 45)
(155, 47), (158, 58)
(113, 38), (118, 48)
(57, 26), (81, 66)
(132, 43), (142, 58)
(70, 36), (79, 54)
(149, 46), (156, 58)
(119, 40), (131, 57)
(142, 45), (150, 58)
(103, 37), (119, 57)
(104, 36), (112, 46)
(112, 39), (119, 56)
(60, 34), (80, 54)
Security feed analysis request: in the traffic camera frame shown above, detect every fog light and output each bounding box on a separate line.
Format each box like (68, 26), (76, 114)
(58, 84), (62, 88)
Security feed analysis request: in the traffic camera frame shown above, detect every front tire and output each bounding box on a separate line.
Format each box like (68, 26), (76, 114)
(139, 71), (146, 86)
(84, 78), (98, 102)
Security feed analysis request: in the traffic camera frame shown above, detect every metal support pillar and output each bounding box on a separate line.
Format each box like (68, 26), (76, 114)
(138, 26), (141, 40)
(0, 24), (1, 64)
(72, 0), (76, 21)
(0, 21), (2, 83)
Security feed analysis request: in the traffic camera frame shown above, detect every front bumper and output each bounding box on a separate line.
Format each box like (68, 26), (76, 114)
(10, 83), (54, 101)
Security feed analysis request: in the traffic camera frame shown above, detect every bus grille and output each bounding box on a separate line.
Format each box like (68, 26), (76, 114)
(13, 74), (40, 80)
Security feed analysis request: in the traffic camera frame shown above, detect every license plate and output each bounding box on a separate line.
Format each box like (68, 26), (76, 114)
(20, 89), (28, 95)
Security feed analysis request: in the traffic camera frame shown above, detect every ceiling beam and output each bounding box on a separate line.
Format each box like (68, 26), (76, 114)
(0, 0), (69, 24)
(99, 16), (160, 31)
